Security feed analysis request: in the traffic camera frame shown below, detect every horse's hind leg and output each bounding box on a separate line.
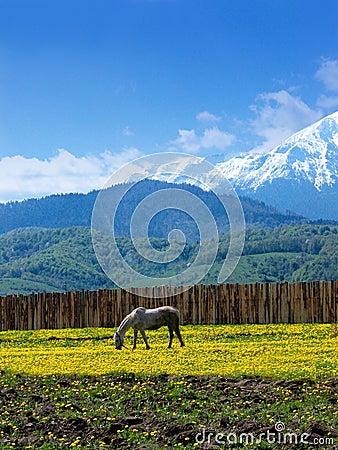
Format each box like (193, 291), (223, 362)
(174, 318), (185, 347)
(140, 329), (150, 350)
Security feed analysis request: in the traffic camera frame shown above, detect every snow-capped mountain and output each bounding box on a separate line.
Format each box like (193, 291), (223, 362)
(109, 111), (338, 220)
(215, 111), (338, 219)
(218, 111), (338, 191)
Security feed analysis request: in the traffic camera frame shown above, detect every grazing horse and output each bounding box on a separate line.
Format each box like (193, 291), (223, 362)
(113, 306), (185, 350)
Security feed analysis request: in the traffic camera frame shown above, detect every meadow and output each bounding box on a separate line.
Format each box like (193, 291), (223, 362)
(0, 324), (337, 449)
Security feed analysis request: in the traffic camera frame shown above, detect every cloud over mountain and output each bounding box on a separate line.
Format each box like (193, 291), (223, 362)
(173, 126), (235, 154)
(250, 90), (322, 154)
(0, 148), (142, 202)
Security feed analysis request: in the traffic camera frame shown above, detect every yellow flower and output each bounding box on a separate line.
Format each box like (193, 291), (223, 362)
(0, 324), (337, 380)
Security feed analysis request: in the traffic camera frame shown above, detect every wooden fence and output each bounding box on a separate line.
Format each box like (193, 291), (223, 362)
(0, 280), (337, 331)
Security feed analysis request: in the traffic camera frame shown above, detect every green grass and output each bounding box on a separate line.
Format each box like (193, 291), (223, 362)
(0, 372), (337, 449)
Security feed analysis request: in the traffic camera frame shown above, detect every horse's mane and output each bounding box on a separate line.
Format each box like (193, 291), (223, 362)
(117, 312), (133, 332)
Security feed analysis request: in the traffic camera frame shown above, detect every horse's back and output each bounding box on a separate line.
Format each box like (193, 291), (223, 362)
(134, 306), (179, 316)
(156, 306), (179, 315)
(132, 305), (179, 330)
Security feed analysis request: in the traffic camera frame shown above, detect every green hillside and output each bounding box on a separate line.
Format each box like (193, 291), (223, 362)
(0, 224), (338, 295)
(0, 227), (112, 294)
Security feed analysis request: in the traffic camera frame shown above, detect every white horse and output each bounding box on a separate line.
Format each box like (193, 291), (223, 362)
(113, 306), (185, 350)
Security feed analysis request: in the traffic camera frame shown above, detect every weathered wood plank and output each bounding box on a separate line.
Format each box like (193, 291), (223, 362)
(1, 279), (338, 331)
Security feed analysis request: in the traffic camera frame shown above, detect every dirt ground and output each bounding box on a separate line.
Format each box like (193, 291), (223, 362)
(1, 374), (337, 449)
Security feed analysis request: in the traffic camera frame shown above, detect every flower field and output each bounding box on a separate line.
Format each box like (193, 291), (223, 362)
(0, 324), (337, 449)
(0, 323), (337, 379)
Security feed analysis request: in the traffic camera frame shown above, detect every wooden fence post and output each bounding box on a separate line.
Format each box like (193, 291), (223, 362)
(1, 279), (338, 331)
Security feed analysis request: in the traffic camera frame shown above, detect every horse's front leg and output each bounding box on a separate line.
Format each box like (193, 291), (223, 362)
(133, 329), (138, 350)
(140, 329), (150, 350)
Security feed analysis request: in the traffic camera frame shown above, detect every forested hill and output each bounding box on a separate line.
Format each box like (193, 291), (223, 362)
(0, 191), (97, 234)
(1, 224), (338, 295)
(0, 180), (306, 235)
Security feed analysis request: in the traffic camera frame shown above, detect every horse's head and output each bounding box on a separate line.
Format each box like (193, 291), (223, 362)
(113, 331), (124, 350)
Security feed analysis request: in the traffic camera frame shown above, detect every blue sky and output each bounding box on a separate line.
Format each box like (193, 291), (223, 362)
(0, 0), (338, 201)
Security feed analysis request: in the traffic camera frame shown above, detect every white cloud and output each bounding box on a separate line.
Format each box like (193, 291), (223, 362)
(202, 127), (235, 148)
(0, 148), (143, 202)
(317, 94), (338, 109)
(173, 126), (235, 154)
(196, 111), (221, 123)
(315, 59), (338, 110)
(174, 129), (201, 153)
(250, 90), (322, 153)
(315, 59), (338, 92)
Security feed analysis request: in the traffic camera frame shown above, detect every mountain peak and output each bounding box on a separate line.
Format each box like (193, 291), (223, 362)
(218, 110), (338, 192)
(283, 109), (338, 148)
(213, 111), (338, 219)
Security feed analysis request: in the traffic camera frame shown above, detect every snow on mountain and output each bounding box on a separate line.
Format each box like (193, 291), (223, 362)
(108, 111), (338, 219)
(214, 111), (338, 219)
(216, 111), (338, 192)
